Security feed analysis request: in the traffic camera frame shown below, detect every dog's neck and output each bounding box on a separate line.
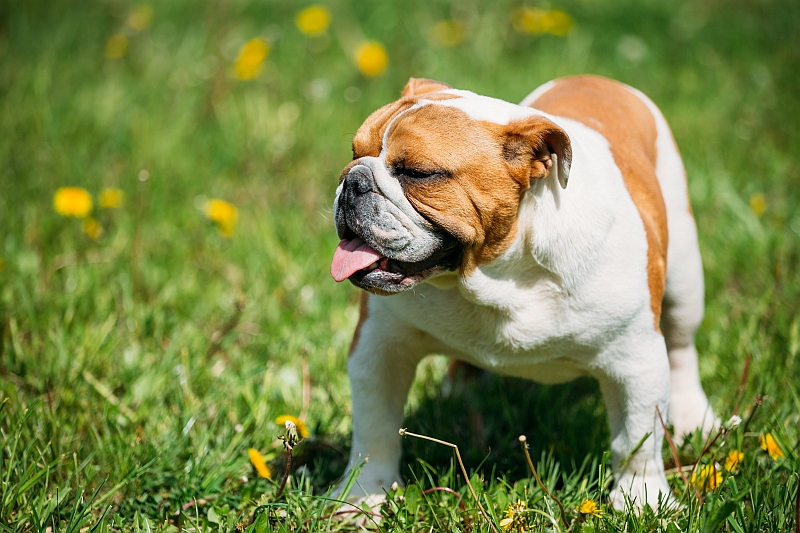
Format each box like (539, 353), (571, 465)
(456, 134), (619, 309)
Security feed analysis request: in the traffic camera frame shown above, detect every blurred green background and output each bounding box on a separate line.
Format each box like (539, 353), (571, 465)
(1, 0), (799, 530)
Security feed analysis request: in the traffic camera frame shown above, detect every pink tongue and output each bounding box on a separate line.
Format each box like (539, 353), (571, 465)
(331, 238), (383, 282)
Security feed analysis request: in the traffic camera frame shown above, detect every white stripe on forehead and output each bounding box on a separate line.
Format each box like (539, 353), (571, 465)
(432, 90), (547, 125)
(379, 105), (417, 156)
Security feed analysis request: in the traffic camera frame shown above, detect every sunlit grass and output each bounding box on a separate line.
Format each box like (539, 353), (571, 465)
(1, 0), (798, 531)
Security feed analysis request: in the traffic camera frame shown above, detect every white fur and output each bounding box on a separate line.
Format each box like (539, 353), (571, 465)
(337, 81), (714, 510)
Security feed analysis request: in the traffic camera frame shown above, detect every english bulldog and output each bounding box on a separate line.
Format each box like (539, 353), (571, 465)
(330, 75), (715, 508)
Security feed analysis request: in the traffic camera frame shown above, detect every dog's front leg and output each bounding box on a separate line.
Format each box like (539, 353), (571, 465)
(596, 333), (672, 510)
(335, 311), (425, 505)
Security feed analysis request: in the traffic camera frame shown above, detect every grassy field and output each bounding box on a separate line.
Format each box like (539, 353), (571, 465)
(1, 0), (799, 531)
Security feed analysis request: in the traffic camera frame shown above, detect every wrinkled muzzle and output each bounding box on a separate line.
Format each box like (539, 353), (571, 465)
(331, 160), (461, 291)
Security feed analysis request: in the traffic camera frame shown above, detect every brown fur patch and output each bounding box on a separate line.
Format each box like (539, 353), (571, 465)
(349, 291), (369, 357)
(383, 104), (533, 273)
(530, 75), (667, 329)
(352, 92), (461, 160)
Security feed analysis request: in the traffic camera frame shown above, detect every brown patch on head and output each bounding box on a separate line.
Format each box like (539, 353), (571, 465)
(348, 291), (369, 357)
(382, 104), (569, 272)
(351, 90), (461, 160)
(531, 75), (667, 329)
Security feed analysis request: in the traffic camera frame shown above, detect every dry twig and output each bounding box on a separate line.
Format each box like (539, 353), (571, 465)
(656, 405), (693, 497)
(732, 353), (752, 416)
(399, 428), (498, 533)
(206, 295), (245, 360)
(519, 435), (569, 530)
(300, 356), (311, 421)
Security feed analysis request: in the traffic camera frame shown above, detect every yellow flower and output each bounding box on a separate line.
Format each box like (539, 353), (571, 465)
(749, 193), (766, 216)
(248, 448), (272, 479)
(499, 500), (528, 531)
(82, 217), (103, 240)
(274, 415), (310, 438)
(434, 20), (465, 47)
(579, 498), (602, 517)
(204, 199), (238, 238)
(126, 5), (153, 32)
(760, 433), (784, 460)
(540, 10), (573, 36)
(691, 464), (722, 492)
(724, 450), (744, 471)
(512, 8), (573, 36)
(98, 188), (125, 209)
(234, 38), (270, 80)
(105, 33), (128, 59)
(296, 5), (331, 36)
(355, 41), (388, 77)
(54, 187), (93, 218)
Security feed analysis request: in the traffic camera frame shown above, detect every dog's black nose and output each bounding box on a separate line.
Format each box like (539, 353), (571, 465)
(347, 166), (377, 196)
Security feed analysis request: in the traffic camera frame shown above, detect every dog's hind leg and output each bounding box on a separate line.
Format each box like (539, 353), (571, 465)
(660, 210), (716, 442)
(631, 86), (717, 443)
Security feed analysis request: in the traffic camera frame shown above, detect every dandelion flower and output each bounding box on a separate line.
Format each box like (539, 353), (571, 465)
(760, 433), (784, 460)
(433, 20), (465, 47)
(691, 464), (722, 492)
(296, 5), (330, 36)
(248, 448), (272, 479)
(579, 498), (603, 517)
(355, 41), (388, 77)
(203, 198), (238, 238)
(724, 450), (744, 471)
(274, 414), (310, 438)
(499, 500), (528, 531)
(54, 187), (93, 218)
(235, 38), (270, 80)
(513, 8), (573, 36)
(105, 33), (128, 59)
(99, 188), (125, 209)
(126, 5), (153, 32)
(82, 217), (103, 241)
(539, 10), (573, 36)
(749, 193), (766, 216)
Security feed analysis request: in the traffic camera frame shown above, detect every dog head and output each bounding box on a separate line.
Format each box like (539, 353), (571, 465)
(331, 78), (572, 294)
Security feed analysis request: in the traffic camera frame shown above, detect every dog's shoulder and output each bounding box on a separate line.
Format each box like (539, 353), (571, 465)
(527, 75), (668, 327)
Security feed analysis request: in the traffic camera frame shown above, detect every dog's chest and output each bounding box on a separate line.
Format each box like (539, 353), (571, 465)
(383, 275), (619, 376)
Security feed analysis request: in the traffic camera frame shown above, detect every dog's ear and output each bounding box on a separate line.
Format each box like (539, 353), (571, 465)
(504, 115), (572, 189)
(401, 78), (452, 97)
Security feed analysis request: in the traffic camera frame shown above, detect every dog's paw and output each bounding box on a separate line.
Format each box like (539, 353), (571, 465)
(669, 390), (718, 445)
(330, 469), (400, 507)
(609, 474), (676, 511)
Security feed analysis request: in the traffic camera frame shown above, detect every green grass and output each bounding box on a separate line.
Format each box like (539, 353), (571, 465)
(1, 0), (799, 531)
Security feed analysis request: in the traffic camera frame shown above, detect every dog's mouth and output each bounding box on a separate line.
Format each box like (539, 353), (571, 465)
(331, 232), (462, 294)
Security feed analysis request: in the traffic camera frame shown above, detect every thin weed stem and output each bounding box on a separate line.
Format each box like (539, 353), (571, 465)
(732, 353), (752, 416)
(205, 295), (244, 360)
(300, 356), (311, 421)
(399, 428), (498, 533)
(519, 435), (568, 530)
(656, 405), (693, 497)
(741, 395), (765, 435)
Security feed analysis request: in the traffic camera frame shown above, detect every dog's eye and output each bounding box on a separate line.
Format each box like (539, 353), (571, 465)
(396, 167), (438, 180)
